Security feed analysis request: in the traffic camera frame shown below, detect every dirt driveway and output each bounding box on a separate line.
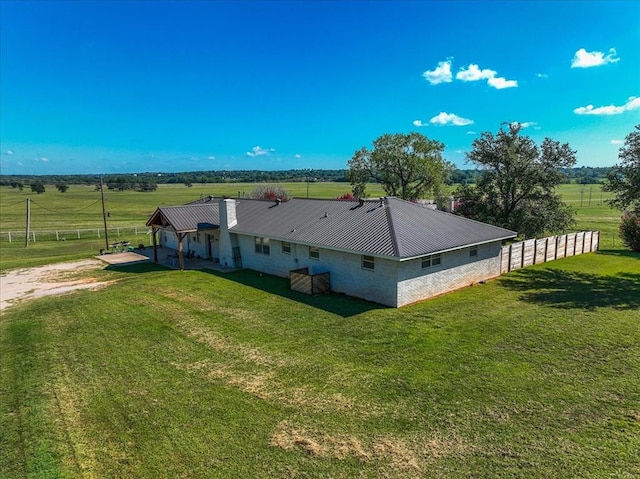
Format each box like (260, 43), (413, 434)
(0, 253), (154, 312)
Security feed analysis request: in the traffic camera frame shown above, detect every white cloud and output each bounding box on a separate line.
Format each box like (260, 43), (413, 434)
(422, 60), (453, 85)
(429, 112), (474, 126)
(466, 131), (476, 135)
(456, 64), (496, 82)
(413, 120), (427, 127)
(536, 73), (549, 78)
(571, 48), (620, 68)
(574, 96), (640, 115)
(246, 146), (275, 157)
(456, 63), (517, 89)
(487, 76), (518, 89)
(610, 139), (624, 145)
(6, 150), (14, 155)
(511, 121), (538, 129)
(37, 157), (49, 162)
(295, 154), (301, 159)
(207, 156), (215, 160)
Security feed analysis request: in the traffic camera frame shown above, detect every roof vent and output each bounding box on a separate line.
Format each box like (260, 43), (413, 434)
(379, 197), (385, 206)
(358, 198), (365, 207)
(276, 198), (282, 206)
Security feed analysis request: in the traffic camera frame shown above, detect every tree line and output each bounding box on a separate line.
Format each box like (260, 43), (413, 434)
(0, 166), (613, 191)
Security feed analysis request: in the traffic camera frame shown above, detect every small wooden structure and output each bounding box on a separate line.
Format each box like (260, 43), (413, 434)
(290, 267), (330, 295)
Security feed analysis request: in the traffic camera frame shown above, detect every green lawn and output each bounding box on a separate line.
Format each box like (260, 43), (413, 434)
(1, 250), (639, 478)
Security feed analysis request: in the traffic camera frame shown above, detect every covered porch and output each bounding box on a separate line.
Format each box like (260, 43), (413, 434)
(146, 203), (222, 271)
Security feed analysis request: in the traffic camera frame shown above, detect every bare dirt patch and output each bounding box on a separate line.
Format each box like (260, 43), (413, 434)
(0, 259), (113, 312)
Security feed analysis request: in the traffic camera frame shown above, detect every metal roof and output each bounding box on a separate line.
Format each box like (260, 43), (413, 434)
(147, 204), (219, 233)
(148, 197), (516, 259)
(147, 197), (515, 258)
(230, 197), (516, 258)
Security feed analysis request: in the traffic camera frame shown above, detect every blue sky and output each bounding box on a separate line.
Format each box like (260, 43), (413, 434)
(1, 1), (638, 175)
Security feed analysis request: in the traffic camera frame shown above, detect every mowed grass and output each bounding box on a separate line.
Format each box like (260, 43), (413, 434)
(1, 250), (639, 478)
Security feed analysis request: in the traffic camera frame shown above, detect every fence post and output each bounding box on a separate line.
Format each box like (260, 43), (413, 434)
(582, 232), (586, 254)
(117, 227), (120, 237)
(533, 238), (537, 265)
(544, 237), (549, 263)
(521, 242), (525, 269)
(135, 226), (138, 235)
(77, 230), (80, 239)
(507, 244), (512, 272)
(56, 231), (59, 241)
(7, 232), (11, 243)
(97, 229), (100, 238)
(573, 233), (578, 256)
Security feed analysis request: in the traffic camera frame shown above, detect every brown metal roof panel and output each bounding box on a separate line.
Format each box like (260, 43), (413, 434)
(157, 204), (220, 232)
(386, 197), (516, 257)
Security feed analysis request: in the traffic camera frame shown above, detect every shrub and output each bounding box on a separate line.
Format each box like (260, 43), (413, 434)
(336, 192), (355, 201)
(619, 212), (640, 251)
(250, 185), (290, 202)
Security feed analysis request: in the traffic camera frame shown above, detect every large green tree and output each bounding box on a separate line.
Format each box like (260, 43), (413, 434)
(455, 124), (576, 238)
(603, 124), (640, 214)
(347, 132), (446, 200)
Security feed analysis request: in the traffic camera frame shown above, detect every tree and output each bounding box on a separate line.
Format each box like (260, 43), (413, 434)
(30, 181), (46, 194)
(347, 132), (446, 200)
(455, 123), (576, 238)
(250, 184), (290, 202)
(56, 183), (69, 193)
(603, 124), (640, 214)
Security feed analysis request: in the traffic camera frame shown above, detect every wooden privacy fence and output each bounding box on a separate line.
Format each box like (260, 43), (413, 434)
(501, 231), (599, 274)
(290, 267), (331, 295)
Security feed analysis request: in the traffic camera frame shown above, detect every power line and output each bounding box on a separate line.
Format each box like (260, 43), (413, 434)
(29, 198), (101, 214)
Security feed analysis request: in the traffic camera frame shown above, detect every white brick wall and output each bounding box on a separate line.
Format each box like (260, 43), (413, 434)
(162, 228), (504, 308)
(396, 242), (502, 307)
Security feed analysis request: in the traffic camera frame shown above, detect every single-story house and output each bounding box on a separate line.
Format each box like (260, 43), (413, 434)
(146, 197), (516, 307)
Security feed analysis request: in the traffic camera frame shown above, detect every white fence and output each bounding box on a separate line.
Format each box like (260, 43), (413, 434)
(0, 226), (151, 243)
(500, 231), (599, 274)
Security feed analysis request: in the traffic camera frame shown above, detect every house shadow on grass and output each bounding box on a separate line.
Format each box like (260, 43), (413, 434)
(104, 262), (171, 274)
(499, 267), (640, 310)
(200, 268), (385, 318)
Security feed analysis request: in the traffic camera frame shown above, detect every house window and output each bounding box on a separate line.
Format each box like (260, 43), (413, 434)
(422, 253), (442, 269)
(470, 245), (478, 257)
(362, 255), (375, 271)
(254, 237), (270, 255)
(282, 241), (291, 255)
(309, 246), (320, 260)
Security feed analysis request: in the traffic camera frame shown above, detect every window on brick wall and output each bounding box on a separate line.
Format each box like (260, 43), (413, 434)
(362, 255), (375, 271)
(282, 241), (291, 254)
(421, 253), (442, 269)
(309, 246), (320, 260)
(254, 237), (270, 255)
(470, 245), (478, 257)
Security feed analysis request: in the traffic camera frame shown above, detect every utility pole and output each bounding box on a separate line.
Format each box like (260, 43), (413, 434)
(100, 176), (110, 250)
(588, 187), (592, 206)
(25, 197), (31, 247)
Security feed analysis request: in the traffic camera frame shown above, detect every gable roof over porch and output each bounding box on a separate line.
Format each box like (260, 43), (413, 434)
(146, 204), (219, 233)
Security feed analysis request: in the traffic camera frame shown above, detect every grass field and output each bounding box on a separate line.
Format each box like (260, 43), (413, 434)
(1, 181), (638, 478)
(1, 250), (638, 478)
(0, 182), (624, 271)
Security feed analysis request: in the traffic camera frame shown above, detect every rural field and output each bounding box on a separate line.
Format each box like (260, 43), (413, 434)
(0, 182), (623, 270)
(1, 182), (639, 478)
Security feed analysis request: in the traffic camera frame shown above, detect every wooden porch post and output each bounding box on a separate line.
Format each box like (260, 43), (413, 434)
(177, 232), (185, 270)
(152, 227), (158, 263)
